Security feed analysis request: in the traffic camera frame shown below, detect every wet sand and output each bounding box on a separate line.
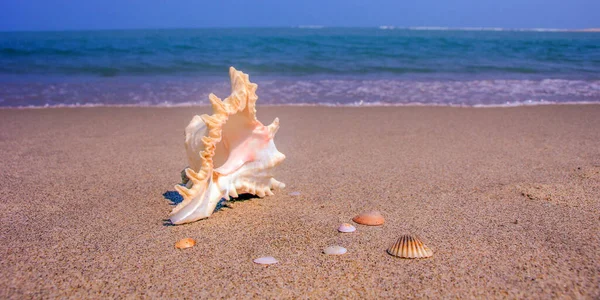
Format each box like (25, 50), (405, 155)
(1, 105), (599, 298)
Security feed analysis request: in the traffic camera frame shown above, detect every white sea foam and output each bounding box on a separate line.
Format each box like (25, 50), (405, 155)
(2, 79), (598, 109)
(7, 100), (599, 110)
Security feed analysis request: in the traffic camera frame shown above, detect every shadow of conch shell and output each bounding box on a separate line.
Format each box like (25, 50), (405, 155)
(169, 67), (286, 225)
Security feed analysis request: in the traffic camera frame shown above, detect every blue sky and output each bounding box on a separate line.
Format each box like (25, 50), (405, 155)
(0, 0), (598, 31)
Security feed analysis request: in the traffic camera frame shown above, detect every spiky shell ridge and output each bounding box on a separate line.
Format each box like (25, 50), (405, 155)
(173, 67), (259, 209)
(190, 67), (260, 182)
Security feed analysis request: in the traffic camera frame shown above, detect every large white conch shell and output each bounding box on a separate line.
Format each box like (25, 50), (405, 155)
(169, 67), (286, 225)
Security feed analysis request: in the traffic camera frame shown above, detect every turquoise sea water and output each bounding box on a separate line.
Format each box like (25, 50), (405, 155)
(0, 28), (599, 107)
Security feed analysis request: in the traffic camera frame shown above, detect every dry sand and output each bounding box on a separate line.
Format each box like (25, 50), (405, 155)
(1, 105), (599, 298)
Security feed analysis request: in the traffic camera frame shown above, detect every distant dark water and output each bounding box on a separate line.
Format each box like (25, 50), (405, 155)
(0, 28), (599, 107)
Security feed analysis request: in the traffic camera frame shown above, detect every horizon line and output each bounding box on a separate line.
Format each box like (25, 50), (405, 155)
(1, 25), (600, 33)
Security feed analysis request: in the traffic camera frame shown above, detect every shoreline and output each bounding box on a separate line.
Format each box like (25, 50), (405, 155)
(1, 105), (598, 298)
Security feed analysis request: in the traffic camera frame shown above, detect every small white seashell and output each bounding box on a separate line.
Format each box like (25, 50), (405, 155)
(289, 191), (301, 196)
(323, 246), (347, 255)
(253, 256), (278, 265)
(338, 223), (356, 233)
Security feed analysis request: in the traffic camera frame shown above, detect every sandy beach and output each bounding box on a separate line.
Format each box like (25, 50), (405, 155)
(0, 105), (599, 298)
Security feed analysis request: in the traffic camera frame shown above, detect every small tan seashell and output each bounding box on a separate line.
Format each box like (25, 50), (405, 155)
(352, 211), (385, 226)
(387, 235), (433, 259)
(175, 238), (196, 249)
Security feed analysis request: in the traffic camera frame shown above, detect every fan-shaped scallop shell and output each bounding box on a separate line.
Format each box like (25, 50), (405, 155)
(387, 235), (433, 259)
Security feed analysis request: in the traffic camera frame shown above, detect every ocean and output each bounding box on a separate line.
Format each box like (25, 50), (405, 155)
(0, 27), (599, 107)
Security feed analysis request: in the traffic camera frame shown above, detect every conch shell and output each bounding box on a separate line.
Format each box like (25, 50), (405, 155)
(169, 67), (286, 225)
